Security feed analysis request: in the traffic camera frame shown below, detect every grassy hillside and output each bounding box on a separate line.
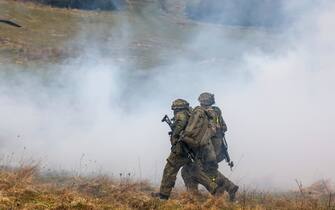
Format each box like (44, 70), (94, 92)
(0, 0), (192, 68)
(0, 0), (279, 69)
(0, 0), (82, 64)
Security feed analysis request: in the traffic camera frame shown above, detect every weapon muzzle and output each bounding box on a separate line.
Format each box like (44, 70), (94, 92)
(161, 115), (168, 122)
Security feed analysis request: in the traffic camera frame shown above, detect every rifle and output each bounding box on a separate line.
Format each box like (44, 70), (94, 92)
(222, 135), (234, 170)
(161, 115), (173, 130)
(161, 115), (195, 162)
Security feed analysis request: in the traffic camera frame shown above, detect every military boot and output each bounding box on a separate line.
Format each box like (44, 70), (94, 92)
(151, 192), (169, 200)
(228, 185), (239, 202)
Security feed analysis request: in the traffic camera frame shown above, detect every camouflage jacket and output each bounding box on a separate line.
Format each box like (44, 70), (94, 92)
(171, 109), (191, 144)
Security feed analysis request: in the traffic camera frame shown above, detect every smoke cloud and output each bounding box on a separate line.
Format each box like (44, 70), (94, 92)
(0, 0), (334, 190)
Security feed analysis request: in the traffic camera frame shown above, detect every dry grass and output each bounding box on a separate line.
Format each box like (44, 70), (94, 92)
(1, 0), (183, 67)
(0, 166), (333, 210)
(1, 0), (80, 64)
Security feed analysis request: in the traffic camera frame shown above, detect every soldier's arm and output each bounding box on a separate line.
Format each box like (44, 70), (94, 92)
(221, 117), (228, 132)
(172, 112), (187, 138)
(214, 106), (227, 132)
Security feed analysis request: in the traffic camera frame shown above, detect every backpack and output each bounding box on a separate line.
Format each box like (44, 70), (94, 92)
(182, 106), (214, 149)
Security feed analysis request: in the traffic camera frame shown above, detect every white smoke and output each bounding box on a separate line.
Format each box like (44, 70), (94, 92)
(0, 0), (334, 190)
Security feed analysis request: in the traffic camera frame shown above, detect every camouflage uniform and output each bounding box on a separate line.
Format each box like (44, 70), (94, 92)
(182, 163), (235, 194)
(157, 99), (218, 200)
(182, 93), (238, 201)
(182, 163), (237, 193)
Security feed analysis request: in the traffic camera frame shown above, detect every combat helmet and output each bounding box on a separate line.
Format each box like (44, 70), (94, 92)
(171, 99), (189, 110)
(198, 92), (215, 106)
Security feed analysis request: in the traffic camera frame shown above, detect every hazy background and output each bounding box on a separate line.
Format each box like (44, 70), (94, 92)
(0, 0), (334, 190)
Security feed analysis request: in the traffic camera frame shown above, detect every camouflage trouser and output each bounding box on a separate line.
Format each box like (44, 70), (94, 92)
(198, 142), (218, 177)
(182, 165), (237, 193)
(182, 141), (238, 194)
(159, 143), (218, 197)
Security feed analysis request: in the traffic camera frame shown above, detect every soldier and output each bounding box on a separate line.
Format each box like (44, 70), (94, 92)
(181, 93), (239, 201)
(152, 99), (221, 200)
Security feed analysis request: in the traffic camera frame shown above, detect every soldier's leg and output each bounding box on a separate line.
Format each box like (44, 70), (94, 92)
(216, 171), (236, 191)
(159, 151), (189, 198)
(216, 171), (239, 201)
(190, 161), (220, 194)
(196, 142), (232, 195)
(182, 161), (219, 195)
(201, 142), (219, 179)
(181, 164), (199, 193)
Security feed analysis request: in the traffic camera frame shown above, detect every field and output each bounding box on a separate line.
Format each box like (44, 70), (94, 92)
(0, 165), (333, 210)
(0, 0), (279, 68)
(1, 1), (334, 209)
(0, 0), (190, 67)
